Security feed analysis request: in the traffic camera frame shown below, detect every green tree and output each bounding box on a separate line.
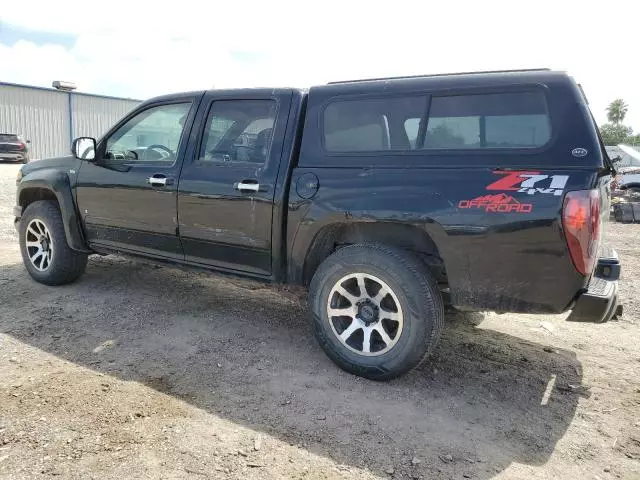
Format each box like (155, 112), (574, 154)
(606, 99), (629, 125)
(628, 133), (640, 146)
(600, 123), (633, 145)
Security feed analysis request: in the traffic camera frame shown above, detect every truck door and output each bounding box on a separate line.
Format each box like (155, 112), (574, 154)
(177, 91), (292, 276)
(76, 97), (200, 259)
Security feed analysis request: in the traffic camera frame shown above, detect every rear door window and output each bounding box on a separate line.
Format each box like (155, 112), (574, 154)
(424, 91), (551, 149)
(199, 100), (277, 164)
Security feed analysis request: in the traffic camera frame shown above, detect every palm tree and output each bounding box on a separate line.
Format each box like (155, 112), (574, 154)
(607, 99), (629, 125)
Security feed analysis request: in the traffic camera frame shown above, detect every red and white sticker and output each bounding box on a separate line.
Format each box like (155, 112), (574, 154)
(487, 171), (569, 196)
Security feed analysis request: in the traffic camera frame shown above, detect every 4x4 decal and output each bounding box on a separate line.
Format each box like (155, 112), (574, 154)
(487, 171), (569, 196)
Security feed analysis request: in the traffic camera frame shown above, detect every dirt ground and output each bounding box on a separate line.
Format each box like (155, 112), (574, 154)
(0, 162), (638, 480)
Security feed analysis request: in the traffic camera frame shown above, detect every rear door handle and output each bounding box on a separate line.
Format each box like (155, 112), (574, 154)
(148, 174), (173, 187)
(234, 182), (260, 192)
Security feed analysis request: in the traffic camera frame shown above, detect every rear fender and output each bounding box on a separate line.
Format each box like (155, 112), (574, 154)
(289, 209), (461, 287)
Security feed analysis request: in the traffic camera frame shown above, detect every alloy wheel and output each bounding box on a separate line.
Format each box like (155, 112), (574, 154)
(326, 273), (404, 356)
(25, 219), (53, 271)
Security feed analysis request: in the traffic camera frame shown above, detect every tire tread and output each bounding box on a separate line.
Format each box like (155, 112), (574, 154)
(19, 200), (87, 286)
(309, 243), (444, 380)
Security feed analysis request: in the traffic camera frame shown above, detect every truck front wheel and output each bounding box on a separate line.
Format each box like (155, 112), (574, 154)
(308, 244), (444, 380)
(19, 200), (88, 286)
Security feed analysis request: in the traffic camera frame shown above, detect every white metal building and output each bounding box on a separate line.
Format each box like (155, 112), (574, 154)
(0, 82), (140, 160)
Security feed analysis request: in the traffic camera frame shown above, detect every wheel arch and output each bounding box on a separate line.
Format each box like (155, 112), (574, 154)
(299, 221), (448, 286)
(18, 171), (90, 253)
(19, 187), (58, 208)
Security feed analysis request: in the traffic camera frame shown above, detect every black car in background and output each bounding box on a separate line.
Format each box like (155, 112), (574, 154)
(0, 133), (29, 163)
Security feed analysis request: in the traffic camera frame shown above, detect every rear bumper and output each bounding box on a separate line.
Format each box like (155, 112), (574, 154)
(0, 152), (26, 162)
(566, 247), (621, 323)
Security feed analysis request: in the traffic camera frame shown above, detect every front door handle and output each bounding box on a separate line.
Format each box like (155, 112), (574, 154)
(148, 174), (173, 187)
(234, 181), (260, 192)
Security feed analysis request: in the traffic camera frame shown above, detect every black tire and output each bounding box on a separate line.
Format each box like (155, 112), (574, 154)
(308, 244), (444, 380)
(19, 200), (88, 286)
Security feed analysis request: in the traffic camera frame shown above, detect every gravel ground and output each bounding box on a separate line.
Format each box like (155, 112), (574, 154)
(0, 162), (639, 480)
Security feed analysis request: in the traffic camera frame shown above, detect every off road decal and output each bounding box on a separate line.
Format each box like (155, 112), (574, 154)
(487, 171), (569, 196)
(458, 194), (533, 213)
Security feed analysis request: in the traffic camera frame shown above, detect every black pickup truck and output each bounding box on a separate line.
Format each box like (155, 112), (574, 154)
(14, 69), (621, 379)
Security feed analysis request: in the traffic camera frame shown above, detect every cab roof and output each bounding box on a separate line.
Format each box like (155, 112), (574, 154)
(312, 69), (571, 96)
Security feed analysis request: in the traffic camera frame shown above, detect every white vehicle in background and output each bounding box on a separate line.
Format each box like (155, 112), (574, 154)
(608, 144), (640, 196)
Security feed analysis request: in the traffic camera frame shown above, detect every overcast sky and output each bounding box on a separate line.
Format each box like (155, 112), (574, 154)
(1, 0), (638, 131)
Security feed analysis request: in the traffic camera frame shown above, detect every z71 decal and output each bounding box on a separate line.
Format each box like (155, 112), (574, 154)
(458, 194), (533, 213)
(487, 170), (569, 196)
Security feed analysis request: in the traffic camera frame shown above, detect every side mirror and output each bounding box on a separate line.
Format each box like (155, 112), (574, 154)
(72, 137), (96, 160)
(26, 139), (31, 144)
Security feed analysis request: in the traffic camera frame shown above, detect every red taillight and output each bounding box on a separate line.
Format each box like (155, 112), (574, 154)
(17, 142), (25, 151)
(562, 189), (601, 276)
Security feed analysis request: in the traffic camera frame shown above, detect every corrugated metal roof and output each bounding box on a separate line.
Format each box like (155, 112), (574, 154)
(71, 95), (138, 140)
(0, 82), (141, 159)
(0, 81), (141, 102)
(0, 84), (70, 159)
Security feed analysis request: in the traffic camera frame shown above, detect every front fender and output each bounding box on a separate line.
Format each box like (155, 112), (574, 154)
(17, 170), (91, 253)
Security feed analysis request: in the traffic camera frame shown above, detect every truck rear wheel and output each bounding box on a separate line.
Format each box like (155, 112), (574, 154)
(308, 244), (444, 380)
(19, 200), (88, 286)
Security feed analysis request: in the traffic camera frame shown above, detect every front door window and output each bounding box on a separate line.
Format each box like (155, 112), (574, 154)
(105, 103), (192, 165)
